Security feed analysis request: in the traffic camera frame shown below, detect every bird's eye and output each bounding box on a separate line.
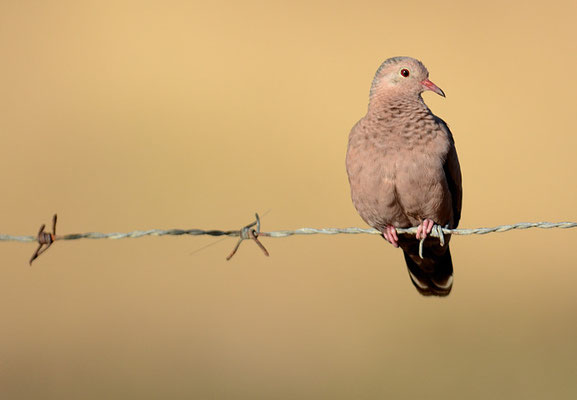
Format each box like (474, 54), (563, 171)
(400, 69), (410, 77)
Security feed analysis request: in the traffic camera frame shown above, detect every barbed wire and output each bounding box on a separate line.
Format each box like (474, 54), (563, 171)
(1, 213), (576, 264)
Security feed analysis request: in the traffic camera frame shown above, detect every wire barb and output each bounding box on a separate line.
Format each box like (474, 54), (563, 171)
(226, 213), (269, 261)
(29, 214), (57, 265)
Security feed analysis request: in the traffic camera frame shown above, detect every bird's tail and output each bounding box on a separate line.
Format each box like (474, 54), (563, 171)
(399, 236), (454, 296)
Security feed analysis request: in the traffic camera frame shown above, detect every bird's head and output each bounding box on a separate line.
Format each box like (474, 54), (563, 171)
(369, 56), (445, 101)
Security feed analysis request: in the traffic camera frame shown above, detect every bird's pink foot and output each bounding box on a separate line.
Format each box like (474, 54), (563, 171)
(381, 225), (399, 248)
(416, 218), (435, 240)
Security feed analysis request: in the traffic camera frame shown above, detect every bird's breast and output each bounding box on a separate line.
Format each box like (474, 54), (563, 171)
(346, 119), (452, 228)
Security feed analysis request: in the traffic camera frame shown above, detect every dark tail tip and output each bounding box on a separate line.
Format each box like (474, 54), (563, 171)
(402, 246), (454, 297)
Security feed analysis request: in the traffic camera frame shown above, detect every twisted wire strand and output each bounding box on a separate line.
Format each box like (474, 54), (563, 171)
(261, 221), (577, 238)
(1, 221), (576, 243)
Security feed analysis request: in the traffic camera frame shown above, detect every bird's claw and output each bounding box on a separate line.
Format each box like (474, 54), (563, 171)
(416, 218), (435, 240)
(381, 225), (399, 248)
(417, 219), (445, 259)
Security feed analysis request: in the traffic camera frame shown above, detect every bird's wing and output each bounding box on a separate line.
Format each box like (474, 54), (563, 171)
(436, 118), (462, 228)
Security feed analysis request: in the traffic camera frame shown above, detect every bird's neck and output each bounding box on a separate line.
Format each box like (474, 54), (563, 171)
(367, 93), (429, 119)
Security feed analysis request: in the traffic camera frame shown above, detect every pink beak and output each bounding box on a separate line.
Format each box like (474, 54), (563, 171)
(422, 79), (445, 97)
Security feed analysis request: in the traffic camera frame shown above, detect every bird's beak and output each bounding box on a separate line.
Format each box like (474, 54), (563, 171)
(421, 79), (445, 97)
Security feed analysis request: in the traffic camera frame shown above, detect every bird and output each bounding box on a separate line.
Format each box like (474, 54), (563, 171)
(345, 57), (462, 296)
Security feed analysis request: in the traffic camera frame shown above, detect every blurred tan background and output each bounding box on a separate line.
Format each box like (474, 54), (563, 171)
(1, 0), (577, 398)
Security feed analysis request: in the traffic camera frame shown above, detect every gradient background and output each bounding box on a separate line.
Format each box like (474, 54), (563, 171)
(1, 1), (577, 398)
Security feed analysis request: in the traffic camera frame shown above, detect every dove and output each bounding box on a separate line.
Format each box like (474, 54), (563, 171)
(346, 57), (462, 296)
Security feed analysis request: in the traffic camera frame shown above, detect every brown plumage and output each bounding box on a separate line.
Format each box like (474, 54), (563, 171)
(346, 57), (462, 296)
